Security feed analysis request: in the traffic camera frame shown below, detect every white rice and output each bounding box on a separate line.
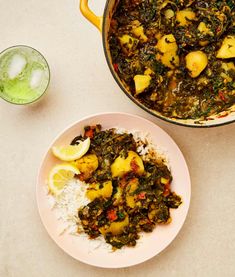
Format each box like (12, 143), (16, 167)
(47, 128), (169, 249)
(116, 128), (169, 165)
(47, 179), (90, 235)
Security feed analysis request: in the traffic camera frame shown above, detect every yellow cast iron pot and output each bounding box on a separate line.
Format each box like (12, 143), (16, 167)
(80, 0), (235, 128)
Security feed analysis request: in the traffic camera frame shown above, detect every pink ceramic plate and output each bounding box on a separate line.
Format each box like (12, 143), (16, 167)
(37, 112), (191, 268)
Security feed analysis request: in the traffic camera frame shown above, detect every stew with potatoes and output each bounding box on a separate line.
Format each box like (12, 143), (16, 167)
(108, 0), (235, 120)
(73, 125), (181, 249)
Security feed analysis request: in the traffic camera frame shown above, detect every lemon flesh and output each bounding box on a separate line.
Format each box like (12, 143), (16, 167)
(48, 163), (80, 195)
(52, 138), (90, 162)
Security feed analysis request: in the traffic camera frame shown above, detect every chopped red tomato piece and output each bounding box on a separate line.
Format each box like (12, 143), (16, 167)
(85, 129), (94, 138)
(113, 63), (119, 72)
(138, 192), (146, 199)
(107, 210), (118, 221)
(219, 91), (226, 101)
(130, 158), (139, 173)
(92, 224), (98, 230)
(163, 181), (171, 197)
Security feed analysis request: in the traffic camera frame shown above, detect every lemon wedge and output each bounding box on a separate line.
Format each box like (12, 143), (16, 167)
(52, 138), (90, 162)
(48, 163), (80, 195)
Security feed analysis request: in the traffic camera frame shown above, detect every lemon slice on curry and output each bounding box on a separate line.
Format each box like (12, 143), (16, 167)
(48, 163), (80, 195)
(52, 138), (90, 161)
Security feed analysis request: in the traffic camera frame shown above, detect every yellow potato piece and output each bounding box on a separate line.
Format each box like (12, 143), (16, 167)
(86, 180), (113, 201)
(74, 154), (98, 180)
(99, 216), (129, 235)
(144, 68), (154, 76)
(199, 41), (209, 47)
(126, 195), (136, 209)
(198, 22), (212, 35)
(185, 51), (208, 78)
(198, 22), (211, 46)
(156, 34), (178, 53)
(217, 36), (235, 59)
(132, 26), (148, 42)
(160, 177), (170, 185)
(156, 34), (179, 69)
(160, 51), (179, 69)
(133, 75), (151, 94)
(118, 34), (139, 52)
(111, 151), (144, 178)
(176, 10), (196, 26)
(221, 62), (235, 82)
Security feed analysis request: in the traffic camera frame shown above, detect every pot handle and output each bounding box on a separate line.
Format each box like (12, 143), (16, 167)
(80, 0), (103, 32)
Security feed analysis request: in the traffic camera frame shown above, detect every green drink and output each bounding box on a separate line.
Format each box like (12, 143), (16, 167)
(0, 45), (50, 104)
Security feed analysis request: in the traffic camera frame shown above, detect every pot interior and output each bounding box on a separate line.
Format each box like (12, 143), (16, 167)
(102, 1), (235, 128)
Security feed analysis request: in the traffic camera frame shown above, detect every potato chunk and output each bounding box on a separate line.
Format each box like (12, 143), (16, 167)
(144, 68), (154, 76)
(156, 34), (179, 69)
(74, 154), (98, 180)
(118, 34), (139, 54)
(176, 10), (196, 26)
(111, 151), (144, 178)
(160, 51), (179, 69)
(185, 51), (208, 78)
(156, 34), (178, 53)
(86, 180), (113, 201)
(131, 20), (148, 42)
(132, 26), (148, 42)
(99, 215), (129, 235)
(217, 36), (235, 59)
(197, 22), (212, 46)
(198, 22), (212, 35)
(133, 75), (151, 94)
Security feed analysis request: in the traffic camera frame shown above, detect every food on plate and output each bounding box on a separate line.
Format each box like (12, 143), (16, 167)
(108, 0), (235, 119)
(48, 163), (80, 195)
(52, 138), (90, 161)
(73, 154), (99, 181)
(47, 125), (182, 249)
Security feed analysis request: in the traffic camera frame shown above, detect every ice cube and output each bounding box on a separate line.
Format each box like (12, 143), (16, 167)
(8, 54), (27, 79)
(30, 69), (43, 89)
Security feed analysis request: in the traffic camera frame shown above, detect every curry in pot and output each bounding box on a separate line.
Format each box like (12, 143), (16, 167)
(108, 0), (235, 119)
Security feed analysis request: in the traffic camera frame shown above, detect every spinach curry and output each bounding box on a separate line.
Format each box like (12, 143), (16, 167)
(108, 0), (235, 119)
(73, 125), (181, 249)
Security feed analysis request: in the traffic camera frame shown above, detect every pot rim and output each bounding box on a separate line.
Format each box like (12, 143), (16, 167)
(101, 1), (235, 128)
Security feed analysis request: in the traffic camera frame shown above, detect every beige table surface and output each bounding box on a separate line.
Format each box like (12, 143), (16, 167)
(0, 1), (235, 276)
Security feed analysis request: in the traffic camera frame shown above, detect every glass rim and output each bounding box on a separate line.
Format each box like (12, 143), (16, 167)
(0, 44), (51, 105)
